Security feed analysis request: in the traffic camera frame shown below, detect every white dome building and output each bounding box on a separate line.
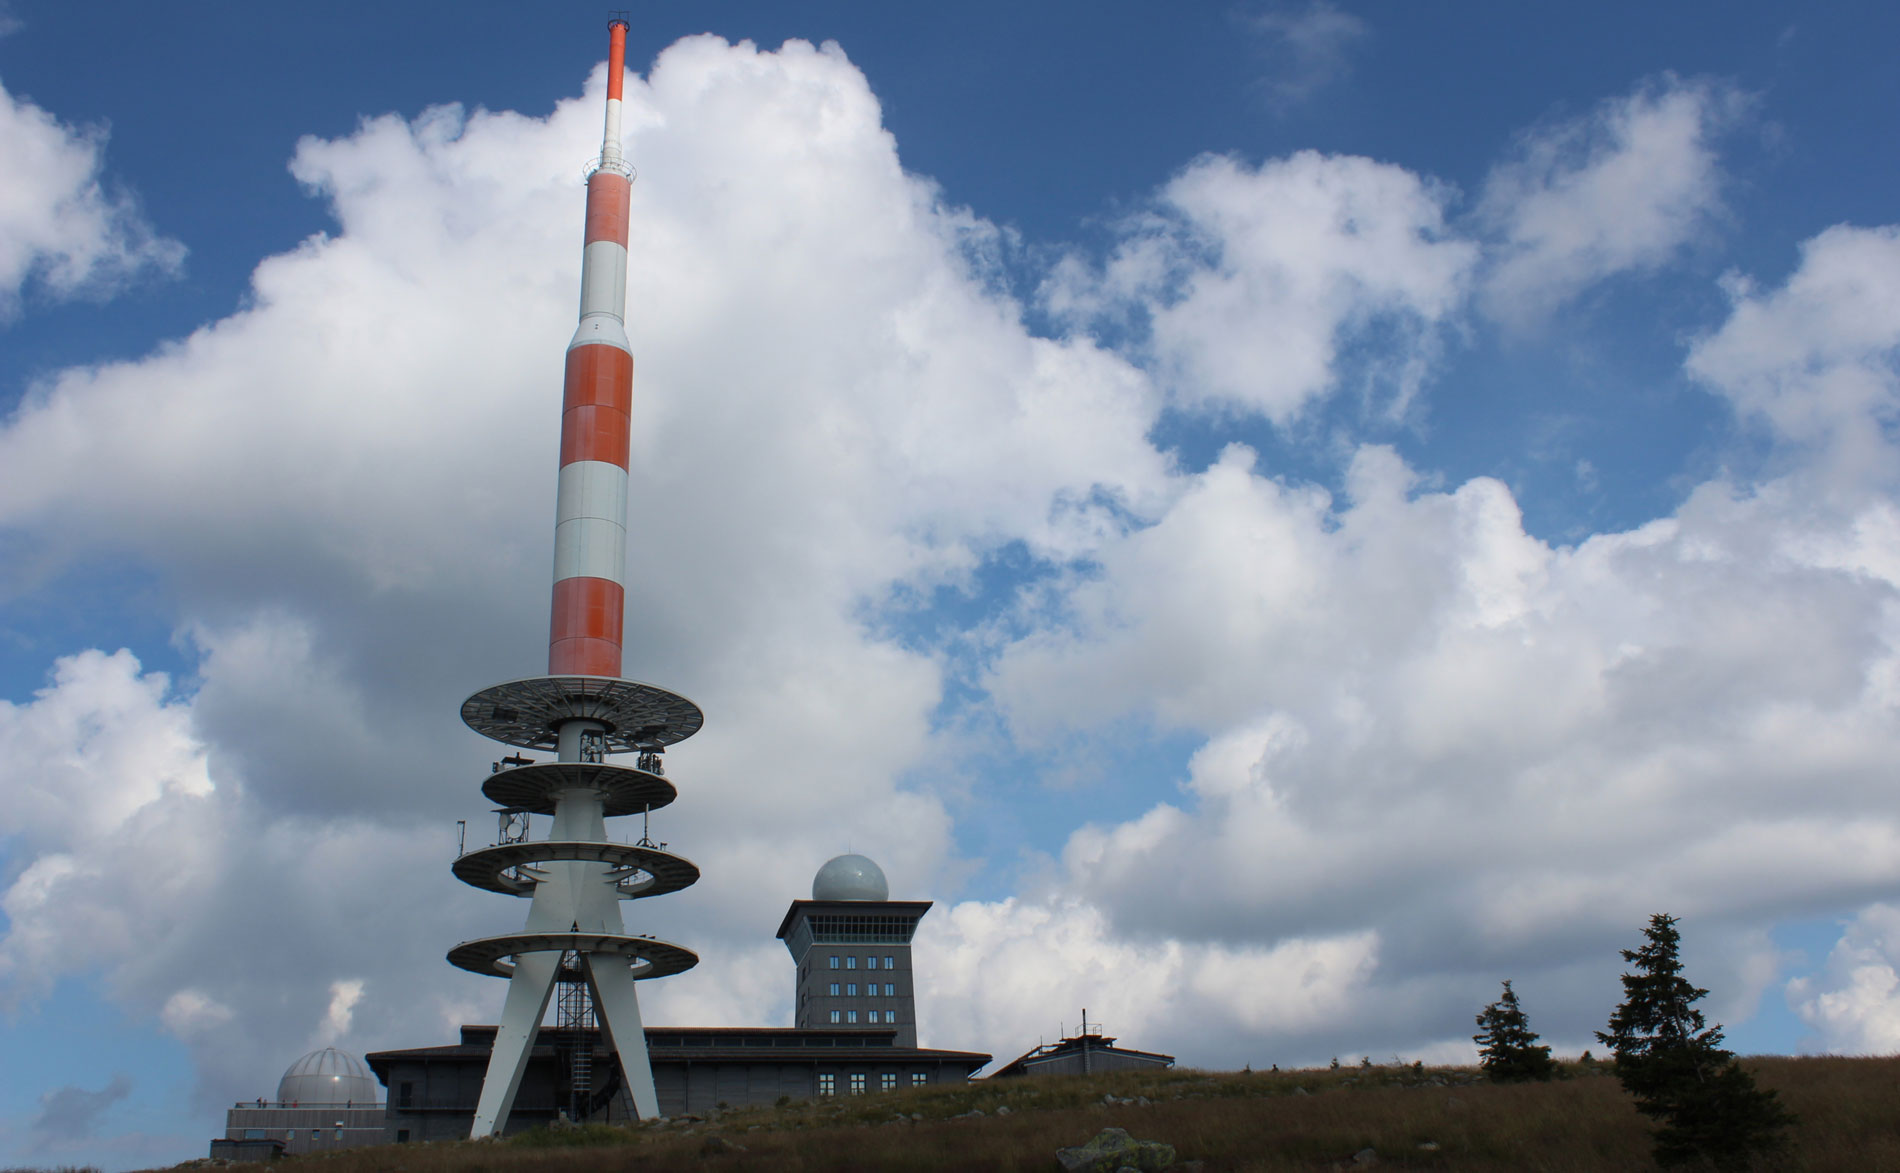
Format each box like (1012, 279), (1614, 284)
(278, 1047), (382, 1105)
(214, 1046), (387, 1159)
(811, 853), (889, 902)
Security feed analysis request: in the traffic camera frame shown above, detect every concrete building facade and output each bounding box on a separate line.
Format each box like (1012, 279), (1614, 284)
(779, 853), (929, 1047)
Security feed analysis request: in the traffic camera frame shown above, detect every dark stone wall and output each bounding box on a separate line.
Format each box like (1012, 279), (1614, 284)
(378, 1051), (967, 1133)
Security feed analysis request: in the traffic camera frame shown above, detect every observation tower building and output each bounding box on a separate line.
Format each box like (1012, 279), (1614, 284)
(446, 19), (702, 1137)
(778, 854), (930, 1048)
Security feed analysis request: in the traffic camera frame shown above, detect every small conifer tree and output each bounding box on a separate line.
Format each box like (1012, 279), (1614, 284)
(1473, 980), (1555, 1082)
(1597, 914), (1795, 1168)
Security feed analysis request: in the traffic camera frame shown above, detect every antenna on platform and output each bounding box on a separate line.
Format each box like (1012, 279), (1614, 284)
(447, 19), (703, 1137)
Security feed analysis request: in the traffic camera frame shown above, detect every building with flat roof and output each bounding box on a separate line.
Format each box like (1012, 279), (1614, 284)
(991, 1017), (1174, 1079)
(778, 853), (930, 1047)
(365, 854), (991, 1140)
(370, 1023), (989, 1138)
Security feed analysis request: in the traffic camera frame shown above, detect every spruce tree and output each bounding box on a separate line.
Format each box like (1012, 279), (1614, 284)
(1596, 914), (1794, 1169)
(1474, 980), (1556, 1082)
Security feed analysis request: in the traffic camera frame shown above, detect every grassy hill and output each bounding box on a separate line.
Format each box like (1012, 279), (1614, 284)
(153, 1056), (1896, 1172)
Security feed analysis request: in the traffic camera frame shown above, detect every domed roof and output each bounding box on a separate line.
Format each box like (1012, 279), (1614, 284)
(277, 1047), (381, 1105)
(812, 854), (889, 902)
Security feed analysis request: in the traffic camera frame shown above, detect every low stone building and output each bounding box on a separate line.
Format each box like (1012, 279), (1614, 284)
(370, 1023), (990, 1140)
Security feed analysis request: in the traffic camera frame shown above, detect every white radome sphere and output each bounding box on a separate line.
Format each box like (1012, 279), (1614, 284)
(812, 854), (889, 902)
(276, 1047), (381, 1105)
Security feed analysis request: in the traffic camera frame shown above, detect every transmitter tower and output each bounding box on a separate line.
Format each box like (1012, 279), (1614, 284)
(447, 20), (701, 1136)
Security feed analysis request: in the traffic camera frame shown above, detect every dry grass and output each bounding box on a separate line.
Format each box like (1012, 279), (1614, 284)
(143, 1056), (1900, 1172)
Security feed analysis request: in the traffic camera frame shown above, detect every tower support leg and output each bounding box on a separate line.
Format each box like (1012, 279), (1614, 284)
(586, 952), (659, 1119)
(470, 950), (562, 1138)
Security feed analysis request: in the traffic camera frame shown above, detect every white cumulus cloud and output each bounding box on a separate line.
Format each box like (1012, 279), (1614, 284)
(1788, 904), (1900, 1054)
(1479, 75), (1746, 327)
(1049, 151), (1475, 424)
(1689, 224), (1900, 475)
(979, 272), (1900, 1056)
(0, 76), (183, 318)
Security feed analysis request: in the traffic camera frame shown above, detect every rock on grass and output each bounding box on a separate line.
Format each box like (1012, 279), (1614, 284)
(1055, 1126), (1177, 1172)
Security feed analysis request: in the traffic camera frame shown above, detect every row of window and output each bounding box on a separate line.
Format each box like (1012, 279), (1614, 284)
(817, 1072), (926, 1095)
(827, 954), (897, 970)
(829, 1009), (899, 1024)
(807, 914), (917, 944)
(827, 982), (897, 997)
(244, 1128), (344, 1141)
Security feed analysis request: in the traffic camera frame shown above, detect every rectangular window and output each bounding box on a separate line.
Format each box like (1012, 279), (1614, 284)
(829, 1010), (841, 1024)
(399, 1082), (413, 1108)
(846, 956), (857, 969)
(829, 956), (839, 970)
(866, 956), (879, 970)
(818, 1073), (836, 1097)
(396, 1130), (411, 1144)
(880, 1072), (897, 1091)
(829, 982), (840, 996)
(884, 983), (895, 996)
(846, 983), (857, 996)
(847, 1010), (858, 1024)
(912, 1072), (928, 1087)
(849, 1073), (866, 1095)
(886, 1010), (898, 1023)
(885, 956), (895, 969)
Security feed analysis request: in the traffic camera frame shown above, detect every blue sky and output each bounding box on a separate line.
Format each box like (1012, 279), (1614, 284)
(5, 1), (1900, 1167)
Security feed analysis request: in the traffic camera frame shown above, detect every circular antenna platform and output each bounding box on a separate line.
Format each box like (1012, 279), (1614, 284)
(447, 931), (698, 981)
(453, 841), (700, 899)
(481, 760), (676, 816)
(463, 676), (703, 751)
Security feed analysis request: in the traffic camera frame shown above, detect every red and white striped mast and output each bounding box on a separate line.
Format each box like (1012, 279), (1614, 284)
(448, 20), (703, 1135)
(552, 16), (634, 682)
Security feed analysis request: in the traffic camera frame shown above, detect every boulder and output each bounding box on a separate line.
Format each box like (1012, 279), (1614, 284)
(1056, 1127), (1178, 1173)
